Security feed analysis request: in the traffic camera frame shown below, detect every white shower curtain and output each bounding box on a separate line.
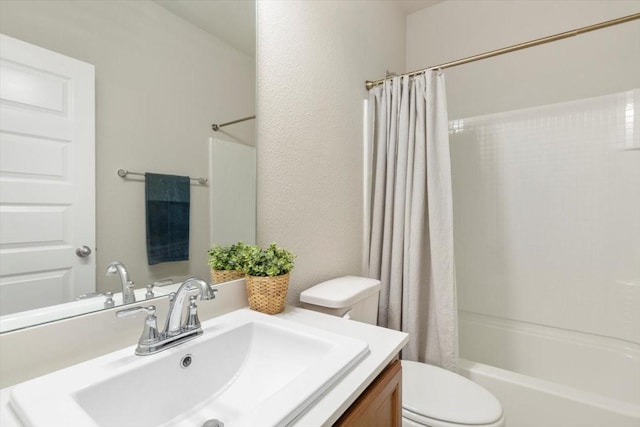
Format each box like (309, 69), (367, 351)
(367, 71), (458, 371)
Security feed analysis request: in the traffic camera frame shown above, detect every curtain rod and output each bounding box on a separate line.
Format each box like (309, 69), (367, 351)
(365, 12), (640, 91)
(211, 115), (256, 131)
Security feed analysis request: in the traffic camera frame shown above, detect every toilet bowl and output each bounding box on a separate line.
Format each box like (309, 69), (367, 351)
(300, 276), (505, 427)
(402, 360), (504, 427)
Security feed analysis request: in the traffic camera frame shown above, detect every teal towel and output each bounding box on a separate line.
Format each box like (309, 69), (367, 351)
(145, 173), (190, 265)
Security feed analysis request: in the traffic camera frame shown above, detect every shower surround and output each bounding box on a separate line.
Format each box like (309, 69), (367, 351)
(450, 89), (640, 426)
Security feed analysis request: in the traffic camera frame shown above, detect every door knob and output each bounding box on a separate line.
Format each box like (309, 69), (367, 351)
(75, 245), (92, 257)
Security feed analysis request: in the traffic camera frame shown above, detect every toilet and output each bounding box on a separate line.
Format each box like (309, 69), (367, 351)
(300, 276), (505, 427)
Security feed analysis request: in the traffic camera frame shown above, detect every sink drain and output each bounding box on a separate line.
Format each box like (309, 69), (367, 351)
(201, 419), (224, 427)
(180, 354), (193, 368)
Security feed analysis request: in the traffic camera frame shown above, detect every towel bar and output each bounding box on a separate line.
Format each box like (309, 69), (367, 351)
(117, 169), (208, 185)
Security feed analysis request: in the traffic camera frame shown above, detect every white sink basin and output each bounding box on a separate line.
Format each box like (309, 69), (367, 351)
(9, 308), (369, 427)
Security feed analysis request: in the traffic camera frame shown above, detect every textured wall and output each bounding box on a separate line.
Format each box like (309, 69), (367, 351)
(256, 1), (406, 305)
(0, 0), (255, 292)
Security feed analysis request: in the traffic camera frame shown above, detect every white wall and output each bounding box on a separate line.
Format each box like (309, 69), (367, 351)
(407, 0), (640, 119)
(407, 1), (640, 348)
(256, 0), (406, 304)
(0, 0), (255, 293)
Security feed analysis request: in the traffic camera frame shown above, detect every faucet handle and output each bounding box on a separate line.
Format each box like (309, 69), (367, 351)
(124, 280), (137, 304)
(198, 285), (218, 301)
(116, 305), (160, 355)
(104, 292), (115, 308)
(184, 295), (201, 331)
(145, 284), (155, 299)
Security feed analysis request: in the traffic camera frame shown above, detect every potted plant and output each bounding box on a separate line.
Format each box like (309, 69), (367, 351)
(241, 243), (295, 314)
(207, 242), (252, 284)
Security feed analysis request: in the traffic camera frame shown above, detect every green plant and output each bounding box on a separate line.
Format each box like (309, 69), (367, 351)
(242, 243), (295, 277)
(207, 241), (253, 271)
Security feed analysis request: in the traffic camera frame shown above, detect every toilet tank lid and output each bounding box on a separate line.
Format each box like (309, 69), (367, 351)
(300, 276), (381, 308)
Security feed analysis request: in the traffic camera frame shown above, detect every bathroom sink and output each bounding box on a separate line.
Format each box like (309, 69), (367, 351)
(9, 308), (369, 427)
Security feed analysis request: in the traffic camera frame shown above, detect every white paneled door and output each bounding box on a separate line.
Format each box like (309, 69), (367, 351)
(0, 34), (95, 315)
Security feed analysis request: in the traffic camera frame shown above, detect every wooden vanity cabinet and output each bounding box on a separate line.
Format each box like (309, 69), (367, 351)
(334, 359), (402, 427)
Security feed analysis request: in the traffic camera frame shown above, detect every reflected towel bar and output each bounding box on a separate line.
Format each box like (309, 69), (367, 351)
(117, 169), (208, 185)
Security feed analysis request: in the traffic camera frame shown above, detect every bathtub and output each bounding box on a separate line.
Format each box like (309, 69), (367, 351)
(458, 311), (640, 427)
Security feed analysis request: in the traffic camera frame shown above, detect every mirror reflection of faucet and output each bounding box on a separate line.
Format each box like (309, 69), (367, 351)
(145, 284), (155, 299)
(103, 292), (115, 308)
(105, 261), (136, 304)
(116, 278), (218, 355)
(75, 291), (115, 308)
(144, 278), (176, 299)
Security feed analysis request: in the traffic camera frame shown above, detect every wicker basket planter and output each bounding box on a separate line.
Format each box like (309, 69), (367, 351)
(210, 269), (245, 284)
(245, 273), (290, 314)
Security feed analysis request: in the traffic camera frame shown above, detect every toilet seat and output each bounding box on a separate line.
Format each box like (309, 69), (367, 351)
(402, 411), (505, 427)
(401, 360), (504, 427)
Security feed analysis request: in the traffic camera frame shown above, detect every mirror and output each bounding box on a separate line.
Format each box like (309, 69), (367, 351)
(0, 0), (256, 332)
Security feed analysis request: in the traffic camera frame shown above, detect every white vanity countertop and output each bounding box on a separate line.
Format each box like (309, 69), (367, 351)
(0, 306), (408, 427)
(279, 307), (408, 426)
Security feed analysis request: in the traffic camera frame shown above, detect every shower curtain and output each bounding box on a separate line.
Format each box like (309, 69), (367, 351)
(367, 71), (458, 370)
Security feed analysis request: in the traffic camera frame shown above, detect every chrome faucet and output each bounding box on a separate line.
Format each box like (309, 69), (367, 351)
(106, 261), (136, 304)
(116, 277), (217, 355)
(165, 278), (217, 336)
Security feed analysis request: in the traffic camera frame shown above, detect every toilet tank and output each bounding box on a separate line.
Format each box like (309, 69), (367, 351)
(299, 276), (381, 325)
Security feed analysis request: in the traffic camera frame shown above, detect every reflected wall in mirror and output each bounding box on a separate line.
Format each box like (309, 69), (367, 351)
(0, 0), (256, 332)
